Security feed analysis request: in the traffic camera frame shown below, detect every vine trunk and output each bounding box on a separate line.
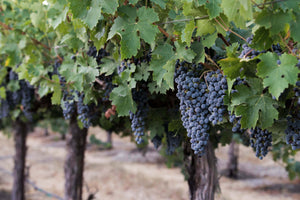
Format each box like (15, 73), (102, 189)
(227, 140), (239, 179)
(12, 119), (28, 200)
(64, 114), (88, 200)
(184, 141), (219, 200)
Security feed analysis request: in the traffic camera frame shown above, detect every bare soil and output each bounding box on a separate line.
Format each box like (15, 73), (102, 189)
(0, 127), (299, 200)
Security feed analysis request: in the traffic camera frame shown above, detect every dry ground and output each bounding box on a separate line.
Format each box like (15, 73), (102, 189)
(0, 127), (299, 200)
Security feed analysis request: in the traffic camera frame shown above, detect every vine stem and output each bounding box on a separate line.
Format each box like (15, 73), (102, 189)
(218, 33), (230, 46)
(214, 17), (247, 42)
(199, 70), (212, 88)
(156, 25), (176, 41)
(251, 0), (264, 9)
(158, 15), (209, 25)
(0, 21), (51, 50)
(243, 49), (254, 59)
(279, 34), (296, 56)
(255, 0), (286, 7)
(204, 53), (221, 70)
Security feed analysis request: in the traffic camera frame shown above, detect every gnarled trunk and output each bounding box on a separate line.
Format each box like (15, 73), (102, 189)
(227, 140), (239, 179)
(106, 131), (112, 147)
(12, 119), (28, 200)
(184, 141), (219, 200)
(64, 114), (88, 200)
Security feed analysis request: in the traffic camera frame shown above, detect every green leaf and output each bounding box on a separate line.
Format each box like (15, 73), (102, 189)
(0, 87), (6, 98)
(218, 57), (257, 79)
(151, 0), (167, 9)
(257, 52), (299, 99)
(175, 41), (196, 62)
(231, 78), (278, 129)
(221, 0), (252, 27)
(191, 41), (205, 63)
(290, 12), (300, 43)
(182, 20), (195, 46)
(68, 0), (89, 18)
(199, 0), (222, 19)
(149, 44), (174, 86)
(50, 7), (68, 29)
(196, 19), (216, 36)
(251, 27), (273, 51)
(201, 32), (218, 48)
(100, 58), (118, 76)
(83, 0), (102, 29)
(163, 59), (177, 89)
(108, 6), (159, 59)
(128, 0), (139, 4)
(255, 9), (292, 35)
(148, 80), (169, 94)
(134, 63), (150, 81)
(100, 0), (118, 14)
(109, 84), (137, 116)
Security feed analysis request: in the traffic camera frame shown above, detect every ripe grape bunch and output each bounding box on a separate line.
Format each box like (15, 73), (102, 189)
(77, 92), (94, 128)
(175, 61), (210, 155)
(239, 36), (265, 59)
(206, 70), (227, 125)
(285, 114), (300, 150)
(151, 134), (162, 149)
(166, 131), (181, 155)
(130, 87), (149, 144)
(250, 128), (272, 159)
(0, 70), (34, 121)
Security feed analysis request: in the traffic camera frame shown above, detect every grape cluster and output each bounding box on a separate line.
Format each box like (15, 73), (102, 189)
(0, 99), (9, 119)
(175, 61), (210, 155)
(206, 70), (227, 125)
(130, 87), (149, 144)
(250, 128), (272, 159)
(151, 135), (162, 149)
(166, 131), (181, 155)
(239, 36), (265, 59)
(87, 46), (109, 64)
(19, 80), (35, 121)
(294, 81), (300, 105)
(0, 70), (34, 121)
(118, 60), (131, 75)
(61, 90), (76, 120)
(77, 92), (93, 128)
(229, 77), (246, 133)
(285, 114), (300, 150)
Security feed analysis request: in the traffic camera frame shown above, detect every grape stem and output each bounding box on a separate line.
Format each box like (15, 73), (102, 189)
(279, 34), (297, 57)
(158, 16), (209, 25)
(214, 17), (247, 42)
(251, 0), (264, 9)
(204, 53), (221, 70)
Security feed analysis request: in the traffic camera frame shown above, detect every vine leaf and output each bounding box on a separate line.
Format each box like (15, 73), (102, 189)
(290, 12), (300, 43)
(100, 58), (118, 76)
(257, 52), (299, 99)
(231, 78), (278, 129)
(151, 0), (167, 9)
(255, 9), (292, 35)
(109, 84), (137, 116)
(250, 27), (273, 51)
(83, 0), (102, 29)
(100, 0), (118, 14)
(68, 0), (89, 18)
(221, 0), (252, 27)
(149, 44), (174, 86)
(198, 0), (222, 19)
(182, 20), (195, 46)
(148, 80), (169, 94)
(134, 63), (150, 81)
(108, 6), (159, 59)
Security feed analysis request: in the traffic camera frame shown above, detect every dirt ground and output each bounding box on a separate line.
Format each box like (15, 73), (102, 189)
(0, 127), (300, 200)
